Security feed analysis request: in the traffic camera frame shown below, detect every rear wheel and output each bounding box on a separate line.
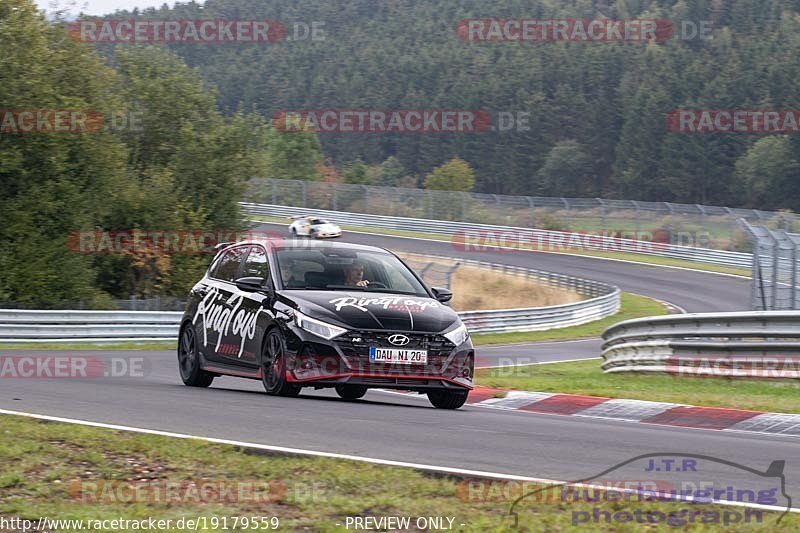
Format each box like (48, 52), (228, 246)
(427, 390), (468, 409)
(261, 329), (301, 397)
(177, 324), (214, 387)
(335, 385), (368, 400)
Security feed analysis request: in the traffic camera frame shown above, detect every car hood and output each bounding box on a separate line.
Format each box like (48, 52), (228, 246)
(314, 224), (340, 232)
(286, 290), (459, 332)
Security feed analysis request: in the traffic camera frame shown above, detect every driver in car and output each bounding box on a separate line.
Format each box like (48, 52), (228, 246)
(280, 259), (304, 288)
(343, 262), (370, 287)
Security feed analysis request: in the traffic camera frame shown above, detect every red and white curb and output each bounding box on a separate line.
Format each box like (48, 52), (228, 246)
(463, 388), (800, 437)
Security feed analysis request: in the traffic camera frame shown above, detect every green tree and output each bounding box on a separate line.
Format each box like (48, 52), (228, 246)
(423, 158), (475, 192)
(263, 124), (323, 182)
(98, 46), (270, 298)
(537, 140), (594, 197)
(734, 137), (799, 209)
(377, 156), (406, 186)
(0, 0), (126, 306)
(343, 159), (374, 185)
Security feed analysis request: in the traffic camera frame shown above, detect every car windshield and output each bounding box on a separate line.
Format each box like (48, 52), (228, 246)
(276, 248), (428, 295)
(310, 219), (327, 225)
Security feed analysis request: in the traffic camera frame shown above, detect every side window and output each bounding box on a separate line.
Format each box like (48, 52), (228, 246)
(211, 246), (248, 282)
(242, 246), (270, 279)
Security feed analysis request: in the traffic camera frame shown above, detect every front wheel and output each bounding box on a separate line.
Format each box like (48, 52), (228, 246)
(177, 324), (214, 387)
(335, 385), (368, 400)
(261, 330), (301, 397)
(427, 390), (468, 409)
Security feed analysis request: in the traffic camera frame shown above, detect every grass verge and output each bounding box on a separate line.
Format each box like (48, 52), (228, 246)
(0, 414), (794, 531)
(477, 359), (800, 414)
(471, 292), (667, 346)
(248, 216), (751, 277)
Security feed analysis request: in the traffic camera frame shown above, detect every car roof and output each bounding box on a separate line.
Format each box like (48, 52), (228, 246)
(222, 239), (387, 254)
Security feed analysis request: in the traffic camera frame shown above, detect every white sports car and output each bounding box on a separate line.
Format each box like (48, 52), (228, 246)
(288, 216), (343, 239)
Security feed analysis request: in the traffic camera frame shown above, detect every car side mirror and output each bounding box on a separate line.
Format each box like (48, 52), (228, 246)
(235, 276), (269, 293)
(431, 287), (453, 303)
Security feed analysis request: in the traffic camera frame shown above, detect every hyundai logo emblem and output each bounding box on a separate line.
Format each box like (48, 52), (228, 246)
(388, 334), (410, 347)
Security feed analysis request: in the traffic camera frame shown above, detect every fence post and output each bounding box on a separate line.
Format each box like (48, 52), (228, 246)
(445, 263), (461, 289)
(725, 208), (735, 251)
(271, 180), (277, 204)
(597, 198), (606, 234)
(302, 180), (308, 207)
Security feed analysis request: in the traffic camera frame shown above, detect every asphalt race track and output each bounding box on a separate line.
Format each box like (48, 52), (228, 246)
(2, 227), (797, 510)
(1, 349), (799, 504)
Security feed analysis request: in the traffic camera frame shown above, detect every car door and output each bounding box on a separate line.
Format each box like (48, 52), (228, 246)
(197, 244), (249, 363)
(231, 244), (274, 367)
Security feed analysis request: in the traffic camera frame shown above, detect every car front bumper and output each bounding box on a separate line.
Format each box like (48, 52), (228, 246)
(283, 325), (474, 391)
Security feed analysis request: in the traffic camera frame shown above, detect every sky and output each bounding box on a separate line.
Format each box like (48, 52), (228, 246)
(35, 0), (177, 16)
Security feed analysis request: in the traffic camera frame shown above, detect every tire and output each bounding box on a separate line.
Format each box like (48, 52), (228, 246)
(177, 324), (215, 387)
(261, 329), (301, 397)
(291, 228), (297, 237)
(335, 385), (368, 400)
(427, 389), (468, 410)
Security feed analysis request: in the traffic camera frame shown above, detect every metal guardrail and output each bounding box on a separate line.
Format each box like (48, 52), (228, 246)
(601, 312), (800, 379)
(241, 202), (754, 270)
(0, 258), (620, 342)
(0, 310), (181, 343)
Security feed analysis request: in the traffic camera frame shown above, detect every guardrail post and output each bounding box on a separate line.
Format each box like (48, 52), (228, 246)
(632, 200), (641, 233)
(791, 242), (798, 310)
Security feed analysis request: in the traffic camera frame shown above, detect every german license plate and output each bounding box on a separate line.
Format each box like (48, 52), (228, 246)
(369, 347), (428, 365)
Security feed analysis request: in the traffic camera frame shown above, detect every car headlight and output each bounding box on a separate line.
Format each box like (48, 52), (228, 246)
(443, 323), (469, 346)
(294, 310), (347, 340)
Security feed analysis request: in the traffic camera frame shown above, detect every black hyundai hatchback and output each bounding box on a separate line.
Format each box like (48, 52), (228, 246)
(178, 239), (475, 409)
